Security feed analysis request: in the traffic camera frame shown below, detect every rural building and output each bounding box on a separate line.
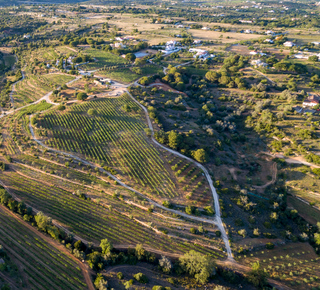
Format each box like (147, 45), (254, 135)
(244, 29), (253, 34)
(283, 41), (295, 47)
(250, 59), (267, 67)
(264, 39), (274, 43)
(202, 26), (210, 30)
(193, 40), (202, 44)
(160, 40), (181, 54)
(189, 48), (214, 60)
(302, 93), (320, 107)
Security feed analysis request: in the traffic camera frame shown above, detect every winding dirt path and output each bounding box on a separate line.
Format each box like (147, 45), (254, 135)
(125, 89), (233, 259)
(252, 162), (277, 190)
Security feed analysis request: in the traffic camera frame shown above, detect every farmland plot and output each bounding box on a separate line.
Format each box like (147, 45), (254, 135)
(12, 74), (75, 108)
(35, 95), (181, 199)
(0, 171), (224, 258)
(0, 207), (87, 290)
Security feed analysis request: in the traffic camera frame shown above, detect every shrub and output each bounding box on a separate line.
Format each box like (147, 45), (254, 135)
(133, 273), (148, 284)
(87, 108), (97, 116)
(77, 92), (88, 101)
(117, 272), (124, 280)
(266, 242), (275, 249)
(57, 104), (66, 111)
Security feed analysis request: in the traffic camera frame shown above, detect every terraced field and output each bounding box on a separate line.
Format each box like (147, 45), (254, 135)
(12, 74), (75, 107)
(0, 206), (87, 290)
(0, 170), (225, 258)
(236, 243), (320, 290)
(35, 95), (180, 198)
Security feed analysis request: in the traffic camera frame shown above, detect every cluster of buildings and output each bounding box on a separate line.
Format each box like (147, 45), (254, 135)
(189, 48), (215, 60)
(160, 40), (181, 54)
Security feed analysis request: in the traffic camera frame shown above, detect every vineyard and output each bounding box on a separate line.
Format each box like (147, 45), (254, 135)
(35, 95), (180, 199)
(0, 170), (225, 258)
(0, 207), (87, 290)
(12, 74), (75, 107)
(236, 243), (320, 289)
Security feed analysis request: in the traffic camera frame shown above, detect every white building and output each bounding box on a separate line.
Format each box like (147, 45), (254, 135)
(264, 39), (274, 43)
(283, 41), (295, 47)
(23, 34), (31, 39)
(244, 29), (253, 34)
(193, 40), (202, 44)
(303, 94), (320, 107)
(250, 59), (267, 67)
(202, 26), (210, 30)
(265, 30), (275, 35)
(160, 40), (181, 54)
(189, 48), (214, 60)
(294, 54), (309, 59)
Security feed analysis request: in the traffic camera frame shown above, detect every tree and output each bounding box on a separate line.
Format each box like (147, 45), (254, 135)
(100, 239), (113, 254)
(35, 212), (52, 232)
(159, 255), (172, 273)
(179, 250), (216, 284)
(87, 108), (97, 116)
(314, 233), (320, 246)
(168, 131), (181, 150)
(77, 92), (88, 101)
(247, 261), (268, 288)
(133, 273), (148, 284)
(135, 244), (146, 260)
(94, 273), (108, 290)
(192, 149), (208, 163)
(125, 53), (136, 62)
(205, 71), (220, 83)
(309, 55), (319, 62)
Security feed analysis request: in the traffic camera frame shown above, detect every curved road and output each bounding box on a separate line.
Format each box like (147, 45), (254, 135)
(125, 89), (233, 259)
(3, 70), (233, 259)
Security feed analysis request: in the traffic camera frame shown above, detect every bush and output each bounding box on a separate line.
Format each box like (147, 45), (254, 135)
(266, 242), (275, 249)
(87, 108), (97, 116)
(0, 162), (6, 171)
(117, 272), (124, 280)
(133, 273), (148, 284)
(57, 104), (66, 111)
(77, 92), (88, 101)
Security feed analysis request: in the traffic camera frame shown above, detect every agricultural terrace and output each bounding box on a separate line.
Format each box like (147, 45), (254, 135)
(236, 243), (320, 289)
(34, 94), (211, 204)
(0, 207), (87, 290)
(12, 74), (75, 108)
(81, 48), (129, 70)
(10, 158), (225, 253)
(98, 64), (163, 84)
(2, 101), (53, 157)
(0, 171), (225, 259)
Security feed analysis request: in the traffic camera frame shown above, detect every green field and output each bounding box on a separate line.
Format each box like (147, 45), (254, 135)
(0, 207), (87, 290)
(81, 48), (129, 70)
(0, 170), (224, 258)
(99, 65), (163, 83)
(237, 243), (320, 289)
(13, 74), (75, 108)
(36, 95), (180, 198)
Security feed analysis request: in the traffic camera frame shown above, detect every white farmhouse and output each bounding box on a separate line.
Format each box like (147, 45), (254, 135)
(283, 41), (295, 47)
